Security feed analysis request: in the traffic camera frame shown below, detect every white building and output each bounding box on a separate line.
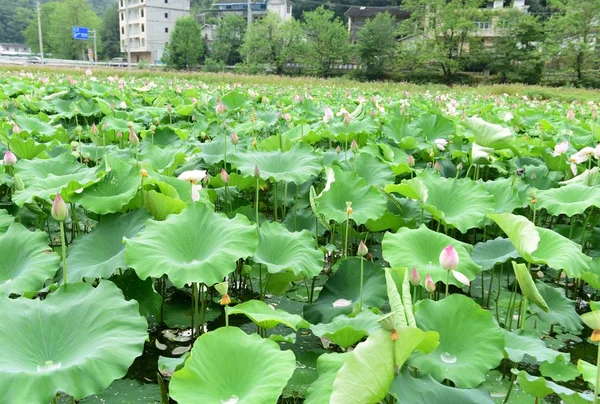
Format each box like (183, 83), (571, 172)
(0, 43), (31, 55)
(119, 0), (190, 64)
(212, 0), (293, 22)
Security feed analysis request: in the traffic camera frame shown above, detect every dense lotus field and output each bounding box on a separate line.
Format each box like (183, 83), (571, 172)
(2, 70), (600, 404)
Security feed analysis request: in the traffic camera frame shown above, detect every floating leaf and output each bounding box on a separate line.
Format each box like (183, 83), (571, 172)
(472, 237), (520, 271)
(310, 310), (380, 349)
(503, 329), (565, 363)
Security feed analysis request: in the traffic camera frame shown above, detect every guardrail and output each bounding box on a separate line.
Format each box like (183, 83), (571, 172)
(0, 56), (164, 69)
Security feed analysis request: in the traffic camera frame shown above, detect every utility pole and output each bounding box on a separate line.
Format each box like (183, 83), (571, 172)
(247, 0), (252, 30)
(36, 0), (45, 63)
(90, 30), (97, 64)
(125, 0), (131, 70)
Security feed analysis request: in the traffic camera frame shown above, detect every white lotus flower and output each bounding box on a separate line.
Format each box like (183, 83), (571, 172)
(191, 184), (202, 202)
(178, 170), (207, 184)
(332, 299), (352, 308)
(434, 138), (448, 151)
(552, 141), (569, 156)
(569, 147), (596, 164)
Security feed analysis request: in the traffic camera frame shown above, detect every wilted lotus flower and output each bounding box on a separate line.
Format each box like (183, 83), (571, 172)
(434, 138), (448, 151)
(407, 154), (415, 167)
(90, 123), (98, 136)
(439, 245), (459, 271)
(51, 193), (69, 221)
(178, 170), (207, 184)
(284, 113), (291, 122)
(343, 112), (351, 126)
(220, 168), (230, 184)
(3, 151), (17, 166)
(410, 267), (420, 286)
(231, 132), (239, 145)
(128, 127), (139, 145)
(567, 108), (575, 121)
(552, 140), (568, 156)
(215, 100), (225, 115)
(357, 240), (368, 257)
(323, 107), (334, 123)
(12, 124), (20, 134)
(425, 274), (436, 293)
(351, 139), (358, 153)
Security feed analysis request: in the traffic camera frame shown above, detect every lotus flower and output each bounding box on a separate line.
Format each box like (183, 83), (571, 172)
(284, 113), (291, 122)
(503, 111), (514, 122)
(3, 151), (17, 166)
(220, 168), (230, 184)
(570, 163), (578, 176)
(336, 146), (341, 154)
(90, 123), (98, 136)
(128, 128), (139, 145)
(343, 112), (351, 126)
(567, 108), (575, 120)
(425, 274), (436, 293)
(434, 161), (441, 172)
(452, 270), (470, 286)
(119, 100), (127, 109)
(407, 154), (415, 167)
(410, 267), (420, 286)
(85, 69), (92, 76)
(356, 240), (368, 257)
(178, 170), (207, 184)
(439, 245), (459, 271)
(351, 139), (358, 153)
(323, 107), (334, 123)
(215, 100), (225, 115)
(191, 184), (202, 202)
(434, 139), (448, 151)
(12, 124), (20, 134)
(552, 140), (568, 156)
(569, 147), (596, 164)
(51, 193), (68, 221)
(332, 298), (352, 308)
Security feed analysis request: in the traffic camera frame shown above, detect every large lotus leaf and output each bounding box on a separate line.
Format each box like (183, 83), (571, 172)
(310, 310), (380, 349)
(170, 327), (296, 404)
(482, 178), (527, 213)
(125, 202), (258, 288)
(70, 157), (140, 214)
(353, 152), (395, 187)
(110, 268), (162, 322)
(13, 153), (100, 206)
(0, 223), (60, 296)
(303, 258), (386, 324)
(315, 167), (386, 225)
(14, 114), (56, 136)
(577, 360), (598, 390)
(536, 184), (600, 217)
(419, 174), (495, 233)
(517, 371), (591, 401)
(384, 177), (429, 201)
(471, 238), (520, 271)
(67, 209), (149, 282)
(540, 356), (580, 383)
(221, 91), (251, 110)
(228, 299), (309, 330)
(389, 369), (494, 404)
(462, 117), (516, 151)
(503, 329), (565, 363)
(253, 221), (323, 278)
(0, 281), (148, 403)
(411, 113), (454, 141)
(231, 144), (322, 184)
(0, 209), (14, 234)
(8, 136), (47, 159)
(382, 225), (481, 286)
(530, 281), (582, 334)
(331, 327), (438, 403)
(304, 353), (348, 404)
(488, 213), (540, 260)
(408, 294), (505, 388)
(77, 379), (160, 403)
(512, 261), (549, 312)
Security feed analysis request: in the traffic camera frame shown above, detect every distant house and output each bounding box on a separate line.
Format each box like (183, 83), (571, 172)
(344, 6), (410, 42)
(0, 43), (31, 55)
(213, 0), (293, 22)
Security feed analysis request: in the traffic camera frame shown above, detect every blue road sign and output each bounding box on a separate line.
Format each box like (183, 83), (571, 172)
(72, 26), (89, 40)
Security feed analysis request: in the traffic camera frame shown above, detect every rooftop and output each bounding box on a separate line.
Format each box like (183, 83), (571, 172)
(344, 6), (410, 19)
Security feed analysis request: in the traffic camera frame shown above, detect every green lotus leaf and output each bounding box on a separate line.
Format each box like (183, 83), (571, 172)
(304, 258), (386, 324)
(110, 269), (163, 322)
(304, 353), (348, 404)
(170, 327), (296, 404)
(0, 222), (60, 296)
(384, 177), (429, 201)
(315, 167), (386, 225)
(411, 113), (454, 141)
(408, 294), (504, 388)
(253, 221), (323, 278)
(14, 114), (56, 136)
(0, 281), (148, 403)
(0, 209), (14, 234)
(67, 209), (150, 282)
(77, 379), (160, 404)
(530, 281), (582, 334)
(482, 178), (527, 213)
(13, 153), (100, 206)
(512, 261), (549, 312)
(382, 225), (481, 286)
(310, 310), (380, 348)
(503, 329), (565, 363)
(228, 299), (309, 330)
(221, 91), (251, 110)
(231, 144), (322, 184)
(540, 356), (580, 382)
(389, 369), (494, 404)
(577, 360), (598, 390)
(8, 136), (47, 159)
(536, 184), (600, 217)
(472, 238), (520, 271)
(517, 371), (588, 400)
(70, 157), (140, 214)
(488, 213), (539, 260)
(417, 173), (495, 233)
(353, 152), (395, 187)
(462, 117), (516, 151)
(331, 327), (438, 403)
(581, 311), (600, 330)
(125, 202), (258, 288)
(144, 189), (187, 220)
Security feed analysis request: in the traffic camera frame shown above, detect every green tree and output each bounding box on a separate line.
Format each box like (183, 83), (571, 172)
(399, 0), (484, 83)
(211, 14), (246, 65)
(98, 1), (120, 60)
(0, 0), (35, 44)
(23, 2), (60, 55)
(241, 12), (303, 74)
(356, 12), (397, 79)
(546, 0), (600, 84)
(163, 16), (205, 69)
(301, 6), (351, 77)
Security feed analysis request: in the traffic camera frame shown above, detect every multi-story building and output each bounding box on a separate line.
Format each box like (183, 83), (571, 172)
(118, 0), (190, 64)
(212, 0), (293, 22)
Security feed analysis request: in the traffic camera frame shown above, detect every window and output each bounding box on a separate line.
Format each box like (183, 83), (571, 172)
(120, 0), (123, 6)
(121, 27), (125, 35)
(165, 12), (168, 18)
(141, 24), (145, 32)
(121, 13), (124, 21)
(165, 27), (169, 33)
(260, 3), (266, 9)
(141, 9), (144, 17)
(287, 4), (291, 13)
(164, 0), (168, 3)
(475, 21), (490, 30)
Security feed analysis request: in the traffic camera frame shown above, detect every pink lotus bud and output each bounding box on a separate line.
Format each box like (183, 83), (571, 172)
(410, 267), (420, 286)
(51, 193), (69, 221)
(90, 123), (98, 136)
(129, 127), (139, 145)
(284, 113), (291, 122)
(407, 154), (415, 167)
(351, 139), (358, 153)
(231, 132), (239, 145)
(220, 168), (230, 184)
(117, 130), (122, 138)
(357, 240), (368, 257)
(435, 95), (440, 104)
(3, 151), (17, 166)
(336, 146), (341, 154)
(434, 161), (441, 172)
(567, 109), (575, 121)
(439, 245), (459, 271)
(343, 112), (351, 126)
(323, 107), (334, 123)
(166, 104), (172, 113)
(425, 274), (436, 293)
(215, 100), (225, 115)
(254, 165), (260, 178)
(457, 162), (463, 171)
(294, 94), (301, 103)
(12, 124), (20, 134)
(102, 122), (107, 132)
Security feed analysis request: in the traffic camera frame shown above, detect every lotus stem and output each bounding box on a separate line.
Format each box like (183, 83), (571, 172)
(199, 283), (206, 336)
(274, 181), (278, 221)
(283, 182), (288, 219)
(255, 178), (260, 226)
(192, 282), (199, 338)
(294, 187), (299, 231)
(344, 135), (348, 161)
(344, 219), (350, 258)
(310, 276), (316, 304)
(445, 270), (449, 298)
(59, 220), (68, 286)
(225, 306), (229, 328)
(594, 344), (600, 404)
(520, 297), (528, 330)
(359, 257), (364, 311)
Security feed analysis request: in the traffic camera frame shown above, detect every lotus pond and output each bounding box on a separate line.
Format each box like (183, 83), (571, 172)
(1, 70), (600, 404)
